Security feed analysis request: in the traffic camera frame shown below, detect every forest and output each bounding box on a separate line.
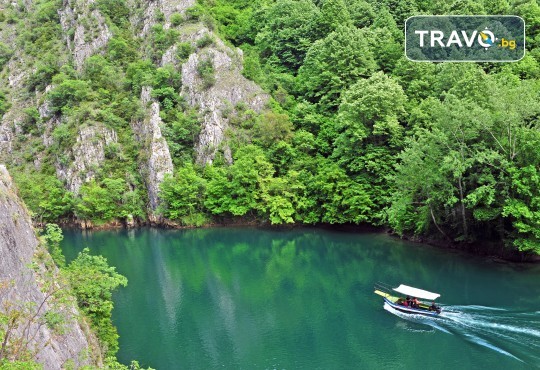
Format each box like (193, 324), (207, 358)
(2, 0), (540, 256)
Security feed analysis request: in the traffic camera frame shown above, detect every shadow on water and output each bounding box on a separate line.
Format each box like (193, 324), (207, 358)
(384, 303), (540, 366)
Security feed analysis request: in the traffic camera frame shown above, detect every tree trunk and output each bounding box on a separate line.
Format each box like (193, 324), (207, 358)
(457, 176), (468, 238)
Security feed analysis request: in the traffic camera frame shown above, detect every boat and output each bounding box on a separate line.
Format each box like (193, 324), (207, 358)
(374, 282), (442, 317)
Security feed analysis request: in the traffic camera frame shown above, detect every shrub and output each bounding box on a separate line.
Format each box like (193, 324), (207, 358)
(96, 0), (130, 26)
(161, 109), (200, 165)
(151, 24), (179, 60)
(253, 112), (293, 147)
(197, 58), (215, 89)
(0, 42), (13, 70)
(176, 42), (193, 61)
(21, 107), (41, 135)
(170, 12), (183, 26)
(47, 79), (91, 113)
(126, 60), (156, 94)
(41, 223), (65, 267)
(0, 90), (10, 117)
(185, 4), (205, 21)
(196, 33), (214, 49)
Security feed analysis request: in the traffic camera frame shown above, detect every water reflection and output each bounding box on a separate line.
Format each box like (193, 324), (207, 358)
(61, 227), (540, 369)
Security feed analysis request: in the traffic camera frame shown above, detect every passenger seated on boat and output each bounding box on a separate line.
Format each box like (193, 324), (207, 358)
(429, 302), (439, 311)
(406, 296), (411, 306)
(411, 297), (419, 308)
(402, 299), (408, 307)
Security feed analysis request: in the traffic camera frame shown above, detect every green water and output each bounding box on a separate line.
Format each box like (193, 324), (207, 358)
(61, 227), (540, 369)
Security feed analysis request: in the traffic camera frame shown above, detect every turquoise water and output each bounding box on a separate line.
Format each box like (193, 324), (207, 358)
(61, 227), (540, 369)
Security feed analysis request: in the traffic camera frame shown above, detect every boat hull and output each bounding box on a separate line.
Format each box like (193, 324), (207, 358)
(383, 297), (440, 317)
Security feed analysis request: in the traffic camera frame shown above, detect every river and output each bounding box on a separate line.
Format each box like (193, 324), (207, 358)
(61, 227), (540, 369)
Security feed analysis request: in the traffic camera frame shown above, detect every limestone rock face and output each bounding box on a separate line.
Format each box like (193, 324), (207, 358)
(130, 0), (196, 36)
(59, 0), (112, 70)
(0, 165), (97, 369)
(55, 124), (118, 194)
(0, 0), (273, 222)
(131, 0), (268, 165)
(131, 87), (173, 216)
(179, 27), (269, 165)
(0, 125), (13, 160)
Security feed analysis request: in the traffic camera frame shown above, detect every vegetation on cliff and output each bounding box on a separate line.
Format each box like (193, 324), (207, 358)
(0, 223), (145, 369)
(1, 0), (539, 255)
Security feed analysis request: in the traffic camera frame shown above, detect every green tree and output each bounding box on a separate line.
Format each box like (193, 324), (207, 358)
(503, 166), (540, 254)
(41, 224), (65, 267)
(512, 0), (540, 49)
(66, 248), (127, 356)
(297, 26), (376, 111)
(75, 178), (139, 223)
(97, 0), (130, 27)
(333, 72), (407, 222)
(346, 0), (375, 28)
(47, 79), (91, 113)
(204, 145), (274, 217)
(335, 72), (406, 169)
(253, 111), (293, 147)
(13, 172), (73, 223)
(159, 164), (207, 225)
(313, 161), (373, 224)
(389, 77), (540, 250)
(161, 110), (200, 165)
(259, 175), (298, 224)
(255, 0), (320, 72)
(318, 0), (351, 34)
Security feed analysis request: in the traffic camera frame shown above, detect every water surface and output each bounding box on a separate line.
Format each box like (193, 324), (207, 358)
(62, 227), (540, 369)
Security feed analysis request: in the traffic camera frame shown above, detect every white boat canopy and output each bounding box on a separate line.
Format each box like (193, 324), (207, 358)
(393, 284), (440, 301)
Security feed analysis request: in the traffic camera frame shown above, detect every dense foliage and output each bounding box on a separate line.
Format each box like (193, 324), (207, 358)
(3, 0), (540, 255)
(66, 248), (127, 357)
(182, 0), (540, 254)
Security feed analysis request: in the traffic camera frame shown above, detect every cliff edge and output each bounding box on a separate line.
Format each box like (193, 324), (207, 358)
(0, 165), (98, 369)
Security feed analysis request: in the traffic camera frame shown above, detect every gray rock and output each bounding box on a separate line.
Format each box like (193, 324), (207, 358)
(180, 27), (269, 164)
(161, 44), (178, 67)
(0, 125), (13, 161)
(59, 0), (112, 70)
(131, 0), (196, 36)
(0, 165), (98, 369)
(55, 124), (118, 194)
(132, 87), (173, 217)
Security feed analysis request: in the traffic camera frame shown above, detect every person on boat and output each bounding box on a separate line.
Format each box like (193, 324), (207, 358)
(406, 296), (411, 306)
(429, 302), (439, 311)
(402, 299), (408, 307)
(411, 297), (419, 308)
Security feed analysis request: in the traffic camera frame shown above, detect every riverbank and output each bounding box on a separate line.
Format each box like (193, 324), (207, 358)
(48, 216), (540, 263)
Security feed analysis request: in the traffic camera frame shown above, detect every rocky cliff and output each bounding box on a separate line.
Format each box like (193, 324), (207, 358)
(0, 0), (271, 224)
(132, 87), (173, 218)
(133, 0), (269, 161)
(0, 165), (98, 369)
(59, 0), (112, 70)
(178, 26), (269, 165)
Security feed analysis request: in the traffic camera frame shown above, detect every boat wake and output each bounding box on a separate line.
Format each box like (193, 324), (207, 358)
(384, 303), (540, 365)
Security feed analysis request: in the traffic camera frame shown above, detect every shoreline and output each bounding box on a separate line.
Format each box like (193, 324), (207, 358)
(50, 218), (539, 263)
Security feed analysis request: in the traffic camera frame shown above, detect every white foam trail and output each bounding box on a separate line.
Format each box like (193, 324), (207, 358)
(451, 305), (508, 311)
(462, 333), (523, 362)
(383, 303), (539, 364)
(442, 310), (540, 339)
